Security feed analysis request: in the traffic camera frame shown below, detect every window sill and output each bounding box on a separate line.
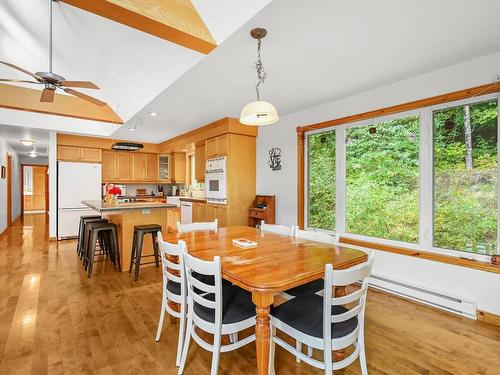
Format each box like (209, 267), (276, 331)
(340, 237), (500, 275)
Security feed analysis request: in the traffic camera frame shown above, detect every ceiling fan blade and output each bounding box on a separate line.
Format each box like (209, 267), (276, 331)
(0, 61), (41, 81)
(61, 81), (99, 89)
(0, 78), (43, 84)
(63, 88), (107, 106)
(40, 88), (55, 103)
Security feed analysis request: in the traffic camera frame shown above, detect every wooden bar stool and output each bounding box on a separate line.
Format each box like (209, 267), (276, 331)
(129, 224), (161, 281)
(86, 222), (120, 278)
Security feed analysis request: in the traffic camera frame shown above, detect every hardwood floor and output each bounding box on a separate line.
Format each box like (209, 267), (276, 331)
(1, 214), (499, 374)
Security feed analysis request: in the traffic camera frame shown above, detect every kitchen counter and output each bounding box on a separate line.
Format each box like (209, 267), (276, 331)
(82, 200), (176, 212)
(179, 197), (207, 203)
(83, 200), (179, 271)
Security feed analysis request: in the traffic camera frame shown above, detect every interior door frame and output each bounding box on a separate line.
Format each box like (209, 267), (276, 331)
(7, 154), (12, 226)
(21, 164), (49, 214)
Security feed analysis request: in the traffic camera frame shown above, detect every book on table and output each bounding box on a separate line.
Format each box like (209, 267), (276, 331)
(232, 238), (257, 248)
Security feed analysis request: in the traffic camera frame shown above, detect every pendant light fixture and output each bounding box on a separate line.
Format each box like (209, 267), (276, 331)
(239, 28), (279, 126)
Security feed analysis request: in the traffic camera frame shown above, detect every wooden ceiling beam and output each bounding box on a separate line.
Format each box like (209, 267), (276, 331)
(0, 83), (123, 124)
(61, 0), (217, 54)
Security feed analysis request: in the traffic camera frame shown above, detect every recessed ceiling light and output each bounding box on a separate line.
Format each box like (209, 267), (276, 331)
(20, 139), (35, 146)
(29, 152), (38, 158)
(128, 124), (137, 131)
(149, 112), (158, 117)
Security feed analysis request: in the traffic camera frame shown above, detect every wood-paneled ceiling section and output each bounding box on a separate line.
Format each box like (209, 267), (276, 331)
(61, 0), (217, 54)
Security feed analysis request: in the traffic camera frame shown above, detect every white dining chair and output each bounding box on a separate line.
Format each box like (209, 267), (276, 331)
(269, 252), (375, 375)
(178, 253), (256, 375)
(155, 232), (188, 367)
(260, 220), (295, 236)
(176, 219), (218, 233)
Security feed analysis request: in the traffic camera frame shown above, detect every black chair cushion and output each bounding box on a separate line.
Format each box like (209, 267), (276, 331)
(193, 285), (255, 324)
(167, 281), (181, 295)
(271, 293), (358, 339)
(284, 279), (324, 296)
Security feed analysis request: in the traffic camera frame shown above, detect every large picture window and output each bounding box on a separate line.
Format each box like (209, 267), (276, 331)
(307, 131), (335, 230)
(304, 94), (499, 259)
(433, 99), (498, 254)
(345, 116), (420, 243)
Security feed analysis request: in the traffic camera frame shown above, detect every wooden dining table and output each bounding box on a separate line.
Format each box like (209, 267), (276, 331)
(163, 226), (367, 375)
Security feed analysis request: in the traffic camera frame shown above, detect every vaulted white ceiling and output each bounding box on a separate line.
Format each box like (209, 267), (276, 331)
(1, 0), (500, 143)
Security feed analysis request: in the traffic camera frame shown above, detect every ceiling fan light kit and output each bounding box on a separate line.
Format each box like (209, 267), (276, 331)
(111, 142), (144, 151)
(239, 27), (279, 126)
(0, 0), (106, 107)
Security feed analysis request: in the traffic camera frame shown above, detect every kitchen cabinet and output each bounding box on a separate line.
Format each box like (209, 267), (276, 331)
(116, 152), (132, 181)
(171, 153), (186, 183)
(102, 151), (117, 180)
(167, 208), (181, 232)
(194, 143), (206, 182)
(159, 154), (170, 181)
(193, 203), (227, 227)
(132, 153), (147, 181)
(192, 202), (206, 222)
(58, 145), (102, 162)
(146, 153), (158, 182)
(206, 134), (229, 158)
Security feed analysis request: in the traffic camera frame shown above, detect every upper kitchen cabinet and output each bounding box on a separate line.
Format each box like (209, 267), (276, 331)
(102, 151), (117, 180)
(158, 154), (170, 182)
(132, 153), (147, 181)
(58, 145), (102, 163)
(206, 134), (229, 158)
(146, 153), (159, 182)
(171, 153), (186, 183)
(194, 143), (206, 182)
(116, 152), (132, 181)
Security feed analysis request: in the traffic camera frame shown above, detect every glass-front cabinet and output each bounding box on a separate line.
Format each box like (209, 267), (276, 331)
(159, 154), (170, 181)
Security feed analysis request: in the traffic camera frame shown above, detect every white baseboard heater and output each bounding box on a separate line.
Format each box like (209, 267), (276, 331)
(369, 273), (477, 319)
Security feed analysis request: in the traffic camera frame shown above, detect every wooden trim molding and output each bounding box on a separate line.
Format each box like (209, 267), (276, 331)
(297, 82), (500, 133)
(477, 310), (500, 327)
(297, 128), (305, 229)
(340, 237), (500, 275)
(61, 0), (216, 54)
(0, 83), (123, 124)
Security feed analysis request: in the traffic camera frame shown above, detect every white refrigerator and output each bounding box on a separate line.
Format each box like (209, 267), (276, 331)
(58, 161), (102, 239)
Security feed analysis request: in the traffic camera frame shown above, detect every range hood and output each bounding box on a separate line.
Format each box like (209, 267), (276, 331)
(111, 142), (144, 151)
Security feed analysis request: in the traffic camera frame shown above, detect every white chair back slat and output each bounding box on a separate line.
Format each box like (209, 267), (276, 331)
(177, 219), (218, 234)
(294, 227), (339, 244)
(190, 289), (217, 309)
(186, 272), (217, 294)
(331, 303), (363, 323)
(157, 232), (186, 291)
(331, 285), (368, 305)
(260, 220), (295, 236)
(166, 259), (181, 270)
(331, 261), (372, 286)
(167, 273), (182, 284)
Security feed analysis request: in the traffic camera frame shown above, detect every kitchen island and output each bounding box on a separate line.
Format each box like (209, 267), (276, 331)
(82, 200), (178, 272)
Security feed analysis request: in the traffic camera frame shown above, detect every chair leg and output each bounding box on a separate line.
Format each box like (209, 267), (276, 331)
(87, 230), (98, 278)
(129, 233), (137, 273)
(178, 314), (193, 374)
(296, 341), (302, 363)
(155, 297), (166, 342)
(152, 231), (160, 267)
(134, 233), (143, 281)
(210, 329), (222, 375)
(358, 331), (368, 375)
(324, 345), (333, 375)
(269, 326), (276, 375)
(111, 228), (121, 272)
(176, 300), (187, 367)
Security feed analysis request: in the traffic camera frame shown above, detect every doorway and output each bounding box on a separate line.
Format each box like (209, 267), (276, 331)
(7, 154), (12, 226)
(22, 165), (49, 214)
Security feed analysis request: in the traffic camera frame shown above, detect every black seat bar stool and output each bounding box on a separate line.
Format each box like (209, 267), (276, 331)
(86, 221), (120, 278)
(129, 224), (161, 281)
(82, 218), (109, 267)
(77, 215), (102, 258)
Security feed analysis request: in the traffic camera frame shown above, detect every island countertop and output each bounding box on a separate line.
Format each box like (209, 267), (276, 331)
(82, 200), (177, 213)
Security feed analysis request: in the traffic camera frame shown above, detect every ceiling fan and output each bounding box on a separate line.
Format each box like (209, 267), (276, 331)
(0, 0), (106, 106)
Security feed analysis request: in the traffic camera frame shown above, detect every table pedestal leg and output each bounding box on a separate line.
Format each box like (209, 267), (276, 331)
(253, 292), (274, 375)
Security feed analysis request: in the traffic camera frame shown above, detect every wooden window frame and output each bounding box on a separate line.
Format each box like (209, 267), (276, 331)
(297, 82), (500, 273)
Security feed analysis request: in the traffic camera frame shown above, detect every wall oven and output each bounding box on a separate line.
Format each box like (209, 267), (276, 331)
(205, 156), (227, 204)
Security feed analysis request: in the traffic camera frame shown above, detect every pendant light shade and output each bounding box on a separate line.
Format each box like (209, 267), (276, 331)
(240, 28), (278, 126)
(240, 100), (279, 126)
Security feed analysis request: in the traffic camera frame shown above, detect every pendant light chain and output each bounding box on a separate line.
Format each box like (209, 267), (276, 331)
(255, 38), (267, 101)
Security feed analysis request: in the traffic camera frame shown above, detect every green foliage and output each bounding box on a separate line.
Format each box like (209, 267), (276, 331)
(307, 99), (498, 254)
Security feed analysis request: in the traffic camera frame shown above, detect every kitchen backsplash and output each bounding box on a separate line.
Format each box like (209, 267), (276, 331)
(123, 184), (186, 196)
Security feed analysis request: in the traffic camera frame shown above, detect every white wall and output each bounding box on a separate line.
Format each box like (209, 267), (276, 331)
(48, 132), (57, 238)
(256, 52), (500, 315)
(0, 138), (21, 233)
